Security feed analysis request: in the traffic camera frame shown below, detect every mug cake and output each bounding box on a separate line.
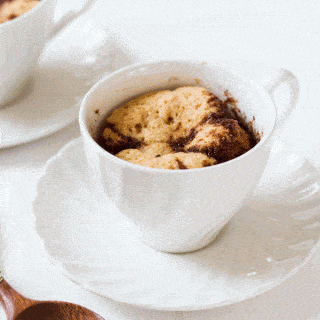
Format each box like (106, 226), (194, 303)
(97, 86), (258, 169)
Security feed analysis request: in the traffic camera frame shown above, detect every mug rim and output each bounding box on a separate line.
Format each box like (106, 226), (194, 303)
(79, 59), (276, 174)
(0, 0), (52, 31)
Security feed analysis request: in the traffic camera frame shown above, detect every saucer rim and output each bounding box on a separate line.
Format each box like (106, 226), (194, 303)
(0, 71), (78, 148)
(0, 113), (77, 149)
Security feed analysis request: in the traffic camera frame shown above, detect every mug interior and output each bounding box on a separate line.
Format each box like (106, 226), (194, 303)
(80, 60), (276, 158)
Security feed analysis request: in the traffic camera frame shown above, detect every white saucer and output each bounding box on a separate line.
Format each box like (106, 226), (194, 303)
(0, 13), (137, 149)
(33, 137), (320, 311)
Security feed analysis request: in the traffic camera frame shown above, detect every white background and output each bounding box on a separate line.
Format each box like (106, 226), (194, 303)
(1, 0), (320, 319)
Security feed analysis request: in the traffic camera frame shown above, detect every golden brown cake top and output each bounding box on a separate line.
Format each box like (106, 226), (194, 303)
(99, 86), (256, 169)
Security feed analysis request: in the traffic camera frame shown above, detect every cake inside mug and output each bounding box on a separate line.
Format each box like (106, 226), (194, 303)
(0, 0), (40, 24)
(97, 86), (259, 170)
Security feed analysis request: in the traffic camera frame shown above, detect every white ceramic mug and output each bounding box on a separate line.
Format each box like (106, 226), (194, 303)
(79, 60), (300, 253)
(0, 0), (96, 107)
(0, 0), (57, 106)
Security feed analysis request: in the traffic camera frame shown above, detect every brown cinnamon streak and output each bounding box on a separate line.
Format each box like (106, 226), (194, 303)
(96, 121), (143, 155)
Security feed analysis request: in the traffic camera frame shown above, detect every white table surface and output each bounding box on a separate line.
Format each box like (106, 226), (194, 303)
(1, 0), (320, 319)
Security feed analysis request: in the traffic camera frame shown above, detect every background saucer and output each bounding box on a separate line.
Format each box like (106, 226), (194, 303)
(0, 9), (138, 149)
(33, 138), (320, 311)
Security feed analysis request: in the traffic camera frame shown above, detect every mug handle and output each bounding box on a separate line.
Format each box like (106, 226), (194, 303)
(49, 0), (98, 39)
(261, 68), (300, 137)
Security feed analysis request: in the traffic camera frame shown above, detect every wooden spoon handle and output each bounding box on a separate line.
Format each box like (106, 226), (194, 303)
(0, 274), (34, 320)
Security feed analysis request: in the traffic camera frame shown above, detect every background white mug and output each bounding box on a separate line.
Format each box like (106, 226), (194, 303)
(0, 0), (57, 107)
(0, 0), (96, 107)
(79, 60), (300, 253)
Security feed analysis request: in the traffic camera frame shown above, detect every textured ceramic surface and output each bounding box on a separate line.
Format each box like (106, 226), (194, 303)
(34, 138), (320, 311)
